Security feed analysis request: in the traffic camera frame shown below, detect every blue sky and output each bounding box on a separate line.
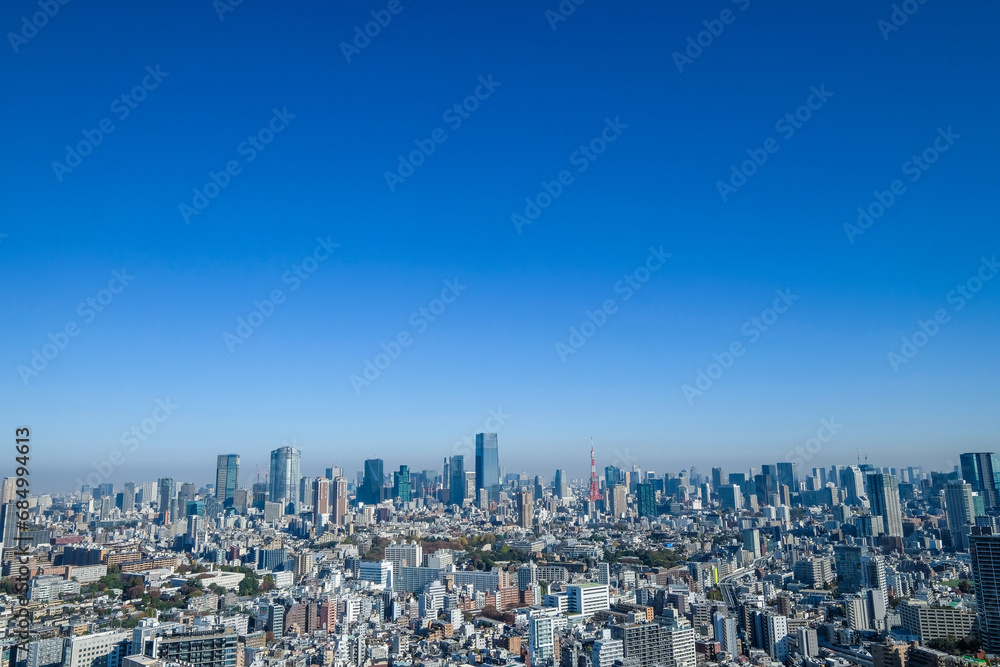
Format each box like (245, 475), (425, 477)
(1, 0), (998, 493)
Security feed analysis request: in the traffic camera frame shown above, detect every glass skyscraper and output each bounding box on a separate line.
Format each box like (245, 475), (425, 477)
(216, 454), (240, 508)
(637, 482), (656, 518)
(554, 469), (569, 498)
(394, 465), (411, 502)
(475, 432), (501, 503)
(361, 458), (383, 505)
(449, 455), (465, 505)
(961, 452), (1000, 509)
(269, 445), (301, 510)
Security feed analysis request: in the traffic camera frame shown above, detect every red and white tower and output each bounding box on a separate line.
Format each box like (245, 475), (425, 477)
(589, 439), (601, 502)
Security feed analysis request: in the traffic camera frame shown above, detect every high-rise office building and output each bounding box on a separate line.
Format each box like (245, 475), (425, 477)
(840, 466), (866, 506)
(121, 482), (135, 513)
(157, 478), (176, 518)
(332, 476), (348, 525)
(313, 477), (330, 524)
(361, 458), (383, 505)
(946, 481), (976, 550)
(971, 528), (1000, 652)
(215, 454), (239, 508)
(140, 481), (157, 507)
(393, 465), (411, 503)
(449, 456), (465, 505)
(866, 473), (903, 537)
(777, 462), (798, 493)
(269, 446), (301, 509)
(743, 528), (762, 559)
(475, 432), (501, 503)
(605, 465), (621, 491)
(518, 487), (533, 530)
(962, 453), (1000, 509)
(554, 469), (570, 499)
(637, 482), (656, 518)
(834, 544), (863, 593)
(1, 503), (18, 548)
(711, 467), (725, 491)
(719, 484), (743, 511)
(609, 484), (627, 518)
(0, 478), (16, 504)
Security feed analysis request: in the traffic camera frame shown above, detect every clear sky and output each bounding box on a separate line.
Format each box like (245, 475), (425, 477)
(2, 1), (998, 493)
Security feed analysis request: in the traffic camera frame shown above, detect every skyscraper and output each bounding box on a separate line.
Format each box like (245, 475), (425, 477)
(971, 528), (1000, 653)
(332, 476), (348, 525)
(866, 473), (903, 537)
(961, 453), (1000, 509)
(610, 484), (627, 518)
(361, 458), (383, 505)
(840, 466), (866, 506)
(946, 481), (975, 549)
(269, 445), (301, 510)
(313, 477), (330, 524)
(776, 462), (798, 493)
(157, 478), (176, 517)
(637, 482), (656, 518)
(475, 433), (501, 502)
(719, 484), (743, 511)
(0, 503), (18, 548)
(518, 487), (533, 530)
(122, 482), (135, 513)
(449, 456), (465, 505)
(834, 545), (864, 594)
(554, 469), (569, 499)
(215, 454), (239, 508)
(394, 465), (411, 503)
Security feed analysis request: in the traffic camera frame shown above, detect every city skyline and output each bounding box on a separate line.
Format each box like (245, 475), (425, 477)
(54, 439), (993, 502)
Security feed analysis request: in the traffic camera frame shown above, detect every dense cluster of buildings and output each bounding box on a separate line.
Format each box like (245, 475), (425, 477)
(5, 442), (1000, 667)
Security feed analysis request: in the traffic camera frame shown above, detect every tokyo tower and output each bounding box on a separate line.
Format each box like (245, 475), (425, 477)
(589, 439), (601, 502)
